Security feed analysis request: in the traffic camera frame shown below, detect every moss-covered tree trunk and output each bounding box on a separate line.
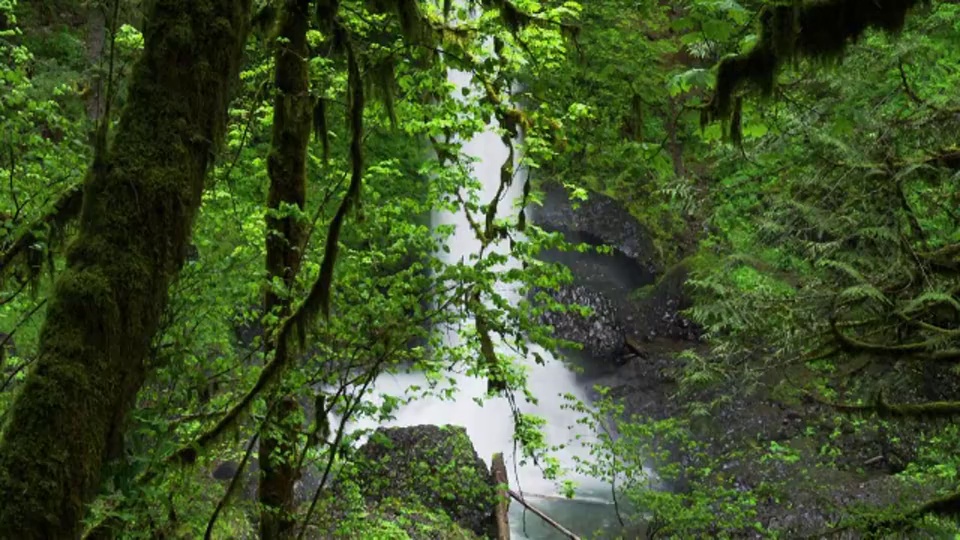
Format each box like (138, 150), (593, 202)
(0, 1), (251, 537)
(259, 0), (311, 538)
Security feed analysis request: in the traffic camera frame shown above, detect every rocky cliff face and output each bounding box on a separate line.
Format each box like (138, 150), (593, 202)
(531, 183), (699, 376)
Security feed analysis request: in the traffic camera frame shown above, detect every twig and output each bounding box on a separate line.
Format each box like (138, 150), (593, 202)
(898, 59), (924, 106)
(295, 357), (383, 540)
(0, 298), (46, 376)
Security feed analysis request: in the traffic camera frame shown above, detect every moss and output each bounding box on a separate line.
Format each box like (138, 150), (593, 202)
(704, 0), (929, 139)
(347, 425), (497, 537)
(307, 493), (480, 539)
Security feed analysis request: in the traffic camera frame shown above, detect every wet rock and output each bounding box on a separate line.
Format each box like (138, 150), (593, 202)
(350, 425), (496, 537)
(630, 261), (699, 343)
(534, 183), (660, 276)
(536, 284), (626, 368)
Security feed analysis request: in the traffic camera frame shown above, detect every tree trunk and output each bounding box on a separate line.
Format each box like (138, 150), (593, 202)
(84, 1), (106, 125)
(258, 1), (311, 538)
(491, 453), (511, 540)
(259, 395), (304, 540)
(0, 1), (251, 537)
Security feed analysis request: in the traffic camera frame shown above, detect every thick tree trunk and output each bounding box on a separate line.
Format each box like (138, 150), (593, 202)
(0, 1), (251, 538)
(258, 1), (311, 538)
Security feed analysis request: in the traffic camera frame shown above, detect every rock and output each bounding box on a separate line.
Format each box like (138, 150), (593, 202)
(533, 183), (660, 276)
(536, 284), (626, 369)
(306, 494), (480, 539)
(630, 261), (700, 342)
(537, 235), (655, 300)
(350, 425), (496, 537)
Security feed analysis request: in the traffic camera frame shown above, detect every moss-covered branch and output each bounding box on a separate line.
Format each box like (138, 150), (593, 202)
(813, 489), (960, 537)
(703, 0), (929, 139)
(816, 389), (960, 419)
(863, 490), (960, 533)
(0, 185), (83, 286)
(313, 37), (364, 323)
(830, 315), (960, 363)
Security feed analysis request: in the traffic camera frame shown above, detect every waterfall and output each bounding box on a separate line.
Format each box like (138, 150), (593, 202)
(352, 59), (624, 536)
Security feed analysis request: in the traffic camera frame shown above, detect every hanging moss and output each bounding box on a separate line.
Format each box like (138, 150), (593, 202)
(313, 97), (330, 162)
(365, 57), (398, 128)
(362, 0), (427, 42)
(874, 392), (960, 419)
(0, 185), (83, 288)
(481, 0), (532, 33)
(704, 0), (929, 138)
(315, 0), (342, 45)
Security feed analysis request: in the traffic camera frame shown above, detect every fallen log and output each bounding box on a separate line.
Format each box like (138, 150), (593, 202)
(521, 491), (614, 506)
(508, 489), (580, 540)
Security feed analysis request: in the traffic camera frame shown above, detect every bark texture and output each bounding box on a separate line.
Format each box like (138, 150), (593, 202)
(84, 2), (106, 124)
(0, 1), (251, 538)
(259, 0), (312, 538)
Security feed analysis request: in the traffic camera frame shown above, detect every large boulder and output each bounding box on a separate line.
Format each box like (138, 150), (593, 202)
(304, 494), (479, 539)
(534, 183), (660, 277)
(537, 232), (655, 301)
(350, 425), (496, 537)
(537, 284), (626, 368)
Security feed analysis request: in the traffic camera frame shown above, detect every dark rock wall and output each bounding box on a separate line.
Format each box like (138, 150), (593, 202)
(534, 183), (661, 276)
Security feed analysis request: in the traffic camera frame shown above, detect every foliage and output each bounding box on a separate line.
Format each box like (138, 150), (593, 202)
(3, 0), (592, 536)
